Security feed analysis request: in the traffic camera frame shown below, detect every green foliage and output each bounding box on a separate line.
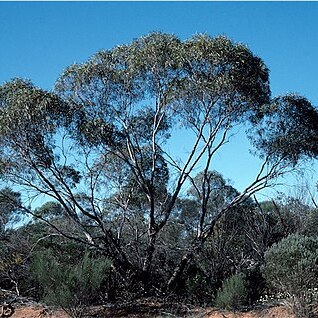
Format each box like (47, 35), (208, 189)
(215, 273), (248, 310)
(263, 234), (318, 317)
(0, 225), (35, 294)
(31, 249), (111, 318)
(33, 201), (65, 220)
(184, 267), (210, 304)
(188, 171), (239, 213)
(251, 95), (318, 164)
(0, 187), (22, 233)
(0, 79), (67, 170)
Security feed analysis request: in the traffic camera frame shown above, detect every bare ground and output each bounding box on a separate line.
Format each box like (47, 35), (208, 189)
(11, 303), (295, 318)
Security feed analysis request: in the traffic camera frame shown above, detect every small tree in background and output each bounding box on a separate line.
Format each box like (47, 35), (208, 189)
(263, 234), (318, 318)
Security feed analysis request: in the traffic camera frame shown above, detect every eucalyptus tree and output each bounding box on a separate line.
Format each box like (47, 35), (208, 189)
(1, 32), (318, 292)
(54, 33), (272, 281)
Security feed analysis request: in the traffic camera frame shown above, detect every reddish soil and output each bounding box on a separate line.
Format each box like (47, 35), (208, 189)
(11, 304), (295, 318)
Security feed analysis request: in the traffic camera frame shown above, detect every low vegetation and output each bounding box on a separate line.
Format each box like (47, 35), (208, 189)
(263, 234), (318, 318)
(215, 273), (248, 310)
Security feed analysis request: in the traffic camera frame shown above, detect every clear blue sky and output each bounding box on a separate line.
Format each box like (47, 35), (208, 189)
(1, 2), (318, 199)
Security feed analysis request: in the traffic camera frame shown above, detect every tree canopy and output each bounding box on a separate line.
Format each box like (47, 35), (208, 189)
(1, 32), (318, 293)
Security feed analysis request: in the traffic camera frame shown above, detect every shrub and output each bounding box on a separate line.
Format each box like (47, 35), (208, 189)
(185, 272), (210, 304)
(31, 249), (111, 318)
(215, 273), (248, 310)
(263, 234), (318, 318)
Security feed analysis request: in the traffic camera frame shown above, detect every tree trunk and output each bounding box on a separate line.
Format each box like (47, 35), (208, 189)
(142, 234), (156, 286)
(167, 251), (194, 291)
(167, 237), (206, 291)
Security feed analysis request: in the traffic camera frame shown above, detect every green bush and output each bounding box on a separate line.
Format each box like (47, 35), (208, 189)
(31, 249), (111, 318)
(185, 270), (209, 304)
(263, 234), (318, 318)
(215, 273), (248, 310)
